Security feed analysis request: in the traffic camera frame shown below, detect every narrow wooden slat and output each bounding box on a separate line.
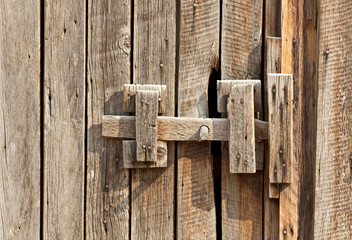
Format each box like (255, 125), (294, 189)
(217, 80), (262, 113)
(0, 0), (40, 238)
(102, 116), (268, 142)
(44, 0), (85, 238)
(314, 0), (352, 238)
(228, 84), (256, 173)
(267, 74), (293, 183)
(123, 84), (167, 113)
(122, 140), (167, 168)
(221, 0), (263, 237)
(135, 90), (158, 162)
(86, 0), (131, 238)
(177, 0), (219, 238)
(132, 0), (176, 237)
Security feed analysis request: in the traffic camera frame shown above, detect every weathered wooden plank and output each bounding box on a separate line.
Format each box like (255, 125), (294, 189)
(122, 140), (167, 168)
(123, 84), (167, 113)
(177, 0), (219, 238)
(265, 0), (281, 37)
(44, 0), (85, 238)
(217, 80), (262, 114)
(221, 0), (263, 237)
(131, 0), (176, 237)
(267, 74), (293, 183)
(228, 84), (256, 173)
(135, 90), (158, 162)
(86, 0), (131, 238)
(314, 0), (352, 238)
(0, 0), (40, 238)
(102, 116), (268, 142)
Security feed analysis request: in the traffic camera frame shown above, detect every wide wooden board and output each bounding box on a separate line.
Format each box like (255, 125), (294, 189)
(44, 0), (86, 238)
(0, 0), (40, 238)
(86, 0), (131, 238)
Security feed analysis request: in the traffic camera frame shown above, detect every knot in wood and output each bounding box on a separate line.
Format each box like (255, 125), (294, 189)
(199, 125), (209, 140)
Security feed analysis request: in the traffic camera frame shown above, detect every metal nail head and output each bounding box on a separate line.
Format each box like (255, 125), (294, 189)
(240, 99), (244, 104)
(140, 99), (144, 103)
(142, 145), (146, 149)
(236, 154), (241, 159)
(148, 145), (151, 150)
(243, 160), (248, 165)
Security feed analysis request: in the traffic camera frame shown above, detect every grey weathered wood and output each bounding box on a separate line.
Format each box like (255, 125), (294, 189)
(86, 0), (131, 238)
(314, 0), (352, 238)
(221, 0), (263, 237)
(217, 80), (262, 114)
(135, 90), (158, 162)
(228, 84), (256, 173)
(102, 116), (268, 142)
(123, 84), (167, 113)
(122, 140), (167, 168)
(44, 0), (86, 238)
(132, 0), (176, 237)
(177, 0), (219, 238)
(0, 0), (40, 238)
(267, 74), (293, 183)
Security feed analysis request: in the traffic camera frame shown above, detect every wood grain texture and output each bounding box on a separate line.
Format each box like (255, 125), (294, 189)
(0, 0), (40, 238)
(265, 0), (281, 37)
(314, 0), (352, 238)
(86, 0), (131, 238)
(44, 0), (85, 238)
(131, 0), (176, 237)
(102, 116), (268, 142)
(122, 140), (167, 168)
(221, 0), (263, 238)
(135, 90), (158, 162)
(217, 80), (262, 114)
(263, 37), (281, 239)
(177, 0), (219, 238)
(267, 74), (293, 184)
(228, 84), (256, 173)
(123, 84), (167, 113)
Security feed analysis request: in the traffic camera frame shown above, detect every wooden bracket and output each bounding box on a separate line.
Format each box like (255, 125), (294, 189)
(103, 80), (292, 173)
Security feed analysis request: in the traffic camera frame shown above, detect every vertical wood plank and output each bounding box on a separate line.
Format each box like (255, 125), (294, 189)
(132, 0), (176, 238)
(0, 0), (40, 238)
(135, 90), (158, 162)
(44, 0), (86, 238)
(177, 0), (219, 238)
(228, 84), (256, 173)
(86, 0), (131, 238)
(267, 74), (293, 184)
(221, 0), (263, 238)
(263, 37), (281, 240)
(314, 0), (352, 238)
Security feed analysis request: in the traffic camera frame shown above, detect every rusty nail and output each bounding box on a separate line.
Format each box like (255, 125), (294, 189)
(158, 97), (162, 101)
(272, 87), (276, 93)
(104, 207), (109, 212)
(142, 145), (146, 149)
(140, 99), (144, 103)
(279, 149), (283, 154)
(240, 99), (244, 104)
(110, 203), (114, 207)
(116, 157), (119, 162)
(146, 102), (150, 105)
(105, 184), (109, 189)
(283, 230), (287, 235)
(193, 3), (196, 7)
(243, 160), (248, 165)
(283, 163), (286, 167)
(103, 219), (107, 224)
(160, 63), (163, 68)
(236, 154), (241, 159)
(274, 168), (277, 173)
(325, 48), (330, 55)
(165, 37), (169, 41)
(231, 98), (235, 102)
(148, 145), (151, 150)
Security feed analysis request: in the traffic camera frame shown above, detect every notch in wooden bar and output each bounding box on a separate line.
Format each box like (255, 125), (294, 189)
(136, 90), (158, 162)
(228, 84), (256, 173)
(267, 73), (293, 183)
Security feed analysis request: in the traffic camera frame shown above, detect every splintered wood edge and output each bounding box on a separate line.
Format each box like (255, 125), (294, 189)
(217, 80), (262, 113)
(123, 84), (167, 113)
(122, 140), (168, 168)
(102, 115), (268, 142)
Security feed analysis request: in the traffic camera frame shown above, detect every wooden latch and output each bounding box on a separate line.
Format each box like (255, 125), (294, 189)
(102, 75), (292, 183)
